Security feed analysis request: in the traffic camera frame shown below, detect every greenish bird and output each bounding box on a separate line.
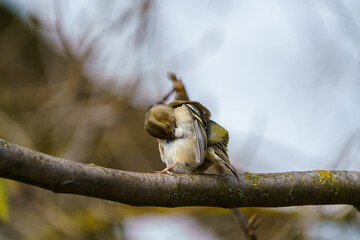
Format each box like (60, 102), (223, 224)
(144, 100), (238, 179)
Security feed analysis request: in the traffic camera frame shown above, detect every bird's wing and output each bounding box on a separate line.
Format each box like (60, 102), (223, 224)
(185, 103), (207, 163)
(206, 120), (229, 149)
(206, 121), (238, 179)
(169, 100), (211, 123)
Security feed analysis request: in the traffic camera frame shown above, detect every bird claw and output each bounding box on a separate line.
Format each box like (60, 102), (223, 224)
(155, 161), (178, 175)
(155, 169), (175, 175)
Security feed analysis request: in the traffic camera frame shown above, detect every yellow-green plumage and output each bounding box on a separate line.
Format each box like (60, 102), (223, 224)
(144, 100), (238, 179)
(207, 120), (229, 147)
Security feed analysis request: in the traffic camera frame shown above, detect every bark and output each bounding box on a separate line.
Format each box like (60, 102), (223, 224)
(0, 138), (359, 208)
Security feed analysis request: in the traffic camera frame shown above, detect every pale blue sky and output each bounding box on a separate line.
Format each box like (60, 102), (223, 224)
(4, 0), (360, 172)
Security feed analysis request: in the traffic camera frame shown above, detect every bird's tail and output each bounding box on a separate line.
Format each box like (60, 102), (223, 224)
(215, 152), (239, 180)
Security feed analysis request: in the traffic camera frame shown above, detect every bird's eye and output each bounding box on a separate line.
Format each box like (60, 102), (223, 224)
(165, 124), (170, 128)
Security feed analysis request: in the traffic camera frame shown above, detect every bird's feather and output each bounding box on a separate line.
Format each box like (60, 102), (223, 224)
(169, 100), (211, 123)
(206, 120), (229, 147)
(169, 100), (209, 164)
(185, 103), (207, 163)
(206, 120), (239, 179)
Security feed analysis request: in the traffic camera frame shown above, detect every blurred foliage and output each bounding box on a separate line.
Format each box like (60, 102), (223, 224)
(0, 3), (359, 240)
(0, 179), (8, 222)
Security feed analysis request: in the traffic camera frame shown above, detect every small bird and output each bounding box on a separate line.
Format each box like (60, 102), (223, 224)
(145, 100), (238, 179)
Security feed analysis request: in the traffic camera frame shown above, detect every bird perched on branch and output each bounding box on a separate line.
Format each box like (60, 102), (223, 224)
(145, 100), (238, 179)
(144, 73), (255, 238)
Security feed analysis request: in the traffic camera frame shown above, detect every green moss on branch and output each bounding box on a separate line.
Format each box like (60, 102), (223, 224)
(0, 138), (359, 208)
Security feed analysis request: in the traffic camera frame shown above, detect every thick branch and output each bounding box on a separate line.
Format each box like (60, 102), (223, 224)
(0, 138), (359, 208)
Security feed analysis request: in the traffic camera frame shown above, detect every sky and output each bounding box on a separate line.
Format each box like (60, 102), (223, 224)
(3, 0), (360, 173)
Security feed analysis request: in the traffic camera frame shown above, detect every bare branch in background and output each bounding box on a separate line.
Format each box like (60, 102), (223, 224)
(231, 209), (261, 240)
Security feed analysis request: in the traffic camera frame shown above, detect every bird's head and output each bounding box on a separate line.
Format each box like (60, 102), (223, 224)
(144, 104), (176, 139)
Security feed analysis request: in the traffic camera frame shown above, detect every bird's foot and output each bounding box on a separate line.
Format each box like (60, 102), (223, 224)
(155, 162), (178, 175)
(155, 169), (175, 175)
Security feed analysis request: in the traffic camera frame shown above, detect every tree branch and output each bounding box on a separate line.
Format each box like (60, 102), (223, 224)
(0, 138), (359, 208)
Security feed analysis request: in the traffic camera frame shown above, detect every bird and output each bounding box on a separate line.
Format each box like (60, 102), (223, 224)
(144, 100), (239, 179)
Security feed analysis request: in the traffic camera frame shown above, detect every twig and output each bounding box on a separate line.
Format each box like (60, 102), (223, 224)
(167, 72), (190, 101)
(231, 209), (261, 240)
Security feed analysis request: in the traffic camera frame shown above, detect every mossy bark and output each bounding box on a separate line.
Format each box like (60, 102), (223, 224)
(0, 138), (359, 208)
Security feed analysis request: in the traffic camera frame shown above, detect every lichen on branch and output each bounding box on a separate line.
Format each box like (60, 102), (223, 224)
(0, 138), (359, 208)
